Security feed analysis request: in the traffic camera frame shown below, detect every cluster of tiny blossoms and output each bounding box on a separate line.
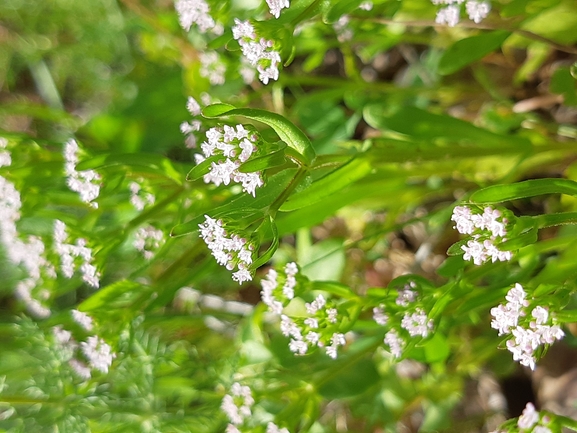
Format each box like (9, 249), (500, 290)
(266, 0), (289, 19)
(490, 284), (564, 370)
(451, 205), (512, 265)
(261, 267), (346, 358)
(64, 139), (101, 209)
(492, 402), (553, 433)
(133, 226), (165, 260)
(196, 124), (263, 197)
(432, 0), (491, 27)
(52, 310), (116, 380)
(174, 0), (223, 34)
(232, 19), (281, 85)
(0, 139), (54, 318)
(180, 96), (203, 149)
(198, 216), (254, 283)
(373, 281), (434, 359)
(221, 383), (290, 433)
(54, 220), (100, 288)
(129, 180), (155, 211)
(200, 51), (227, 86)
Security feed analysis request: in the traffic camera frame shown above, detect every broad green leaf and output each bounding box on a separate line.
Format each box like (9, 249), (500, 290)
(551, 66), (577, 106)
(422, 333), (450, 364)
(438, 31), (511, 76)
(279, 158), (372, 211)
(470, 179), (577, 203)
(363, 105), (530, 149)
(202, 103), (316, 165)
(319, 358), (379, 399)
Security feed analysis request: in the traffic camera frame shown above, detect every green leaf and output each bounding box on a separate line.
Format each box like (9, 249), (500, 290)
(363, 105), (530, 150)
(324, 0), (362, 23)
(78, 280), (143, 312)
(238, 144), (287, 173)
(309, 281), (357, 299)
(202, 103), (316, 165)
(319, 358), (379, 399)
(438, 31), (511, 76)
(171, 169), (297, 237)
(251, 216), (279, 269)
(77, 153), (183, 184)
(279, 157), (372, 211)
(470, 179), (577, 203)
(185, 154), (222, 181)
(551, 66), (577, 106)
(422, 333), (450, 363)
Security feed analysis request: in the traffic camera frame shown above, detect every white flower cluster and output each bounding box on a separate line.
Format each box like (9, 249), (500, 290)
(54, 220), (100, 288)
(275, 293), (344, 359)
(129, 181), (155, 211)
(451, 205), (512, 265)
(491, 284), (564, 370)
(221, 382), (255, 426)
(52, 311), (116, 380)
(0, 142), (54, 318)
(133, 226), (165, 260)
(232, 19), (281, 85)
(200, 51), (227, 86)
(180, 96), (203, 149)
(432, 0), (491, 27)
(373, 281), (434, 359)
(196, 124), (263, 197)
(266, 0), (290, 19)
(64, 139), (101, 209)
(221, 382), (291, 433)
(517, 403), (552, 433)
(260, 262), (298, 314)
(174, 0), (223, 34)
(198, 215), (254, 283)
(333, 15), (353, 43)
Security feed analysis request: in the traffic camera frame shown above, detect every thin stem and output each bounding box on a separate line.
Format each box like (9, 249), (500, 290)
(268, 167), (308, 217)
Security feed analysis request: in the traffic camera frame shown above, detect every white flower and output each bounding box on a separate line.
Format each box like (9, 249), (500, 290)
(401, 309), (434, 337)
(199, 51), (226, 85)
(232, 20), (281, 85)
(465, 0), (490, 23)
(373, 305), (388, 326)
(80, 336), (116, 374)
(384, 329), (404, 358)
(71, 309), (94, 331)
(266, 0), (290, 18)
(174, 0), (219, 33)
(359, 1), (373, 10)
(186, 96), (201, 116)
(69, 359), (91, 380)
(133, 226), (164, 260)
(64, 139), (101, 209)
(435, 5), (460, 26)
(199, 216), (254, 284)
(517, 402), (539, 430)
(266, 422), (290, 433)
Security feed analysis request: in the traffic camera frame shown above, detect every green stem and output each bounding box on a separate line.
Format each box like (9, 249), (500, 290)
(268, 167), (308, 217)
(556, 414), (577, 431)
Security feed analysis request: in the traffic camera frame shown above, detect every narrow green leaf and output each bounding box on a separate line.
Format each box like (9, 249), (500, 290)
(470, 179), (577, 203)
(279, 158), (372, 211)
(202, 103), (316, 165)
(186, 155), (221, 181)
(238, 145), (287, 173)
(78, 280), (142, 311)
(309, 281), (357, 299)
(438, 31), (511, 75)
(251, 216), (279, 269)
